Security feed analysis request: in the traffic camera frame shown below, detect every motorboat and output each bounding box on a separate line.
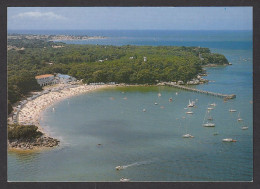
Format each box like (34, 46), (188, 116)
(202, 122), (215, 127)
(143, 109), (146, 112)
(182, 134), (194, 138)
(115, 166), (124, 170)
(186, 111), (193, 114)
(241, 126), (248, 130)
(229, 109), (237, 112)
(222, 138), (237, 142)
(154, 102), (158, 105)
(207, 107), (214, 110)
(210, 103), (217, 106)
(120, 177), (130, 182)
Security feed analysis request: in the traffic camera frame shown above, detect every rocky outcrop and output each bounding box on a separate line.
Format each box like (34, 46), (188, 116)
(8, 136), (59, 150)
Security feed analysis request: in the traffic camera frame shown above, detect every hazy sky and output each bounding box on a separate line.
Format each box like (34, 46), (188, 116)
(8, 7), (252, 30)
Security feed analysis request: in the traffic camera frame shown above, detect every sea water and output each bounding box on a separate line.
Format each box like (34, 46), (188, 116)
(8, 30), (252, 181)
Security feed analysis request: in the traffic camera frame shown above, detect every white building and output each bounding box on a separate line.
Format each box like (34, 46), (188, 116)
(35, 74), (55, 86)
(144, 57), (147, 62)
(56, 74), (76, 84)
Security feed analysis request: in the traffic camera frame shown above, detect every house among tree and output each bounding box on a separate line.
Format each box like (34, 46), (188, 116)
(35, 74), (55, 86)
(56, 73), (76, 84)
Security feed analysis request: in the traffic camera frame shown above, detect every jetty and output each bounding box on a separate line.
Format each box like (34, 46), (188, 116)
(164, 83), (236, 99)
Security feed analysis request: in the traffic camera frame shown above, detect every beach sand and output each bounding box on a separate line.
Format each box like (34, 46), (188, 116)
(17, 84), (112, 137)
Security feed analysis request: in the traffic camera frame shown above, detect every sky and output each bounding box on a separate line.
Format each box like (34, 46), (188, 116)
(7, 7), (252, 30)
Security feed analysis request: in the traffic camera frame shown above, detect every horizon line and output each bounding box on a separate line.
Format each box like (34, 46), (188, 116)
(7, 29), (253, 31)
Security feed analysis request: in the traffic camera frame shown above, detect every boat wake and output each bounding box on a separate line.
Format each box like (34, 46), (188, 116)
(116, 160), (153, 170)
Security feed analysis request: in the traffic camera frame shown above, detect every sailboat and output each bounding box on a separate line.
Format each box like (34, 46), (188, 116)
(202, 110), (215, 127)
(187, 99), (195, 107)
(237, 112), (243, 121)
(182, 113), (194, 138)
(207, 111), (213, 121)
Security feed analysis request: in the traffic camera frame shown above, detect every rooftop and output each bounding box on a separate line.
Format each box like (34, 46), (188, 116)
(35, 74), (54, 79)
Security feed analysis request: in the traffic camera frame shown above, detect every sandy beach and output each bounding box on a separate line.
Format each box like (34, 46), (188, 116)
(16, 84), (111, 136)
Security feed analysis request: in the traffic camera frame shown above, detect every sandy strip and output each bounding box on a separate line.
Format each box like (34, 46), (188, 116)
(17, 84), (112, 136)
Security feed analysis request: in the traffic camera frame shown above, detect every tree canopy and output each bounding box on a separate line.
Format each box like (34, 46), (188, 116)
(7, 38), (229, 108)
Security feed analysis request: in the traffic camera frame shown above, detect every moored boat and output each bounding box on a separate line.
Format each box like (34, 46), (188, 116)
(222, 138), (237, 142)
(182, 134), (194, 138)
(187, 99), (195, 107)
(237, 112), (243, 121)
(120, 177), (130, 182)
(203, 122), (215, 127)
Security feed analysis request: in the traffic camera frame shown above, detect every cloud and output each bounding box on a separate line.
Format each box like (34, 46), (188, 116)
(13, 11), (67, 20)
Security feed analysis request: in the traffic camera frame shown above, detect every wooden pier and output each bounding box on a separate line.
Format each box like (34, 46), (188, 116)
(165, 83), (236, 99)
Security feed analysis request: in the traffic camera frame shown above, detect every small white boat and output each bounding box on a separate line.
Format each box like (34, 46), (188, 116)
(143, 109), (146, 112)
(186, 111), (193, 114)
(229, 109), (237, 112)
(241, 126), (248, 130)
(237, 112), (243, 121)
(187, 100), (195, 107)
(210, 103), (216, 106)
(115, 166), (124, 170)
(120, 177), (130, 182)
(169, 98), (173, 102)
(176, 92), (178, 95)
(154, 102), (158, 105)
(222, 138), (237, 142)
(207, 107), (214, 110)
(203, 122), (215, 127)
(182, 134), (194, 138)
(158, 93), (161, 97)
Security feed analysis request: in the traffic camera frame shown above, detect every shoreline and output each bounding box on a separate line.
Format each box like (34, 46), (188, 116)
(8, 84), (113, 151)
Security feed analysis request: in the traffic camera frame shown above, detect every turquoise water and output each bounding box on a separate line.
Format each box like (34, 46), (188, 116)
(8, 30), (252, 181)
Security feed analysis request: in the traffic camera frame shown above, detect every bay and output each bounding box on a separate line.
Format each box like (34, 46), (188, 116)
(8, 30), (253, 181)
